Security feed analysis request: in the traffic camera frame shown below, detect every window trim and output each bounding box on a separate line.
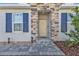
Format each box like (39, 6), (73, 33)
(12, 12), (23, 32)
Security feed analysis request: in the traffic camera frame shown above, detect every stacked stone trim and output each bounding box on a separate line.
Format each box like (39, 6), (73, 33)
(31, 3), (62, 41)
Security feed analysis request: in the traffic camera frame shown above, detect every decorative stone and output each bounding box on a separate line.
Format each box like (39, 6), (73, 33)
(31, 3), (61, 41)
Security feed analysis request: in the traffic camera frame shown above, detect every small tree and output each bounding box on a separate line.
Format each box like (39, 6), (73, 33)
(65, 7), (79, 47)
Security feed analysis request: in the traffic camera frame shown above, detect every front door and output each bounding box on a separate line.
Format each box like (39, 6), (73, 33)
(38, 14), (48, 37)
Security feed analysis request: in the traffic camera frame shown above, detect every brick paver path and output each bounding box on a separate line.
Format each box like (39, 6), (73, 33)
(0, 38), (65, 56)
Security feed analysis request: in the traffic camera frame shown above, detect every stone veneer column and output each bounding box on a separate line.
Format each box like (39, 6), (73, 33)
(50, 3), (61, 41)
(31, 5), (38, 42)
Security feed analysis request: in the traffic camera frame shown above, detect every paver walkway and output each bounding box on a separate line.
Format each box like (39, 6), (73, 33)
(0, 38), (65, 56)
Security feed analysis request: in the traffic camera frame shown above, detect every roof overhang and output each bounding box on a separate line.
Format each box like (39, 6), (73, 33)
(0, 3), (31, 9)
(61, 3), (79, 9)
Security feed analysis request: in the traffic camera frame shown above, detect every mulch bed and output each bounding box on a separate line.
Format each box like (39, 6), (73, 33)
(54, 41), (79, 56)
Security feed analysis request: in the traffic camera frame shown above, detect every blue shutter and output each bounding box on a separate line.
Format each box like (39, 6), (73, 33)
(6, 13), (12, 32)
(61, 13), (67, 32)
(23, 13), (29, 32)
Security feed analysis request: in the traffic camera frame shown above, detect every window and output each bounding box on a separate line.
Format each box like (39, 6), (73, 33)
(67, 13), (72, 22)
(6, 13), (29, 32)
(14, 23), (22, 31)
(13, 13), (23, 31)
(61, 13), (75, 32)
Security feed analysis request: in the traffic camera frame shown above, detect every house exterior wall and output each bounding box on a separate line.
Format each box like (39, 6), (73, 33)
(0, 3), (63, 42)
(0, 9), (31, 42)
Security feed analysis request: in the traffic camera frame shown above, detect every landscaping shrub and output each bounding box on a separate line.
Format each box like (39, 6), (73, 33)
(65, 7), (79, 47)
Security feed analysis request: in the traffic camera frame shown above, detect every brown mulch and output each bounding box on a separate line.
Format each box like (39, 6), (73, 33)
(54, 41), (79, 56)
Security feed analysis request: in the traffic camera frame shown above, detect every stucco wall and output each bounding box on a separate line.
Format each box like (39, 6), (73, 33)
(0, 9), (31, 42)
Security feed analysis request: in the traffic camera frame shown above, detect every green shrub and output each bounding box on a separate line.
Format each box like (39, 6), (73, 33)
(65, 7), (79, 47)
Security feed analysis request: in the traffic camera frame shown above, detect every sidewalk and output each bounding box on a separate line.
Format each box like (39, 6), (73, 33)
(0, 38), (65, 56)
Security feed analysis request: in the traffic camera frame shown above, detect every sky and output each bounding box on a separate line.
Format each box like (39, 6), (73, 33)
(0, 0), (26, 3)
(0, 0), (79, 3)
